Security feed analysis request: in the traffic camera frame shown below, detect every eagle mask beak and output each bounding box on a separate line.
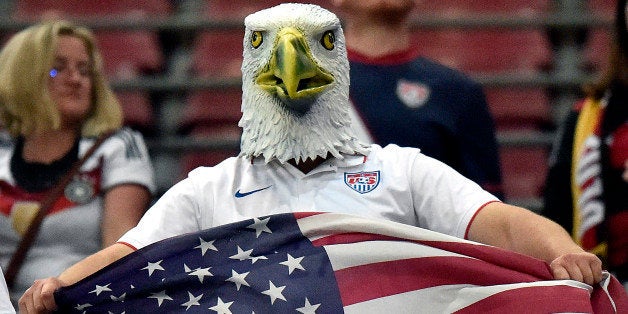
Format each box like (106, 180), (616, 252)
(255, 27), (334, 115)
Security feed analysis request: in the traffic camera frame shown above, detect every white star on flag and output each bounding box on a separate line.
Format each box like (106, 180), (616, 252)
(110, 293), (126, 302)
(181, 291), (203, 310)
(147, 290), (173, 306)
(141, 260), (164, 276)
(89, 283), (112, 296)
(229, 246), (253, 261)
(195, 238), (217, 256)
(261, 281), (287, 305)
(296, 298), (321, 314)
(188, 267), (213, 283)
(209, 297), (233, 314)
(75, 303), (92, 311)
(226, 269), (250, 290)
(280, 253), (305, 274)
(247, 217), (272, 238)
(249, 254), (268, 264)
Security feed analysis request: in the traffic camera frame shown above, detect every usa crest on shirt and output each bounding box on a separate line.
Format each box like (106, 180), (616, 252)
(344, 171), (380, 194)
(396, 79), (430, 109)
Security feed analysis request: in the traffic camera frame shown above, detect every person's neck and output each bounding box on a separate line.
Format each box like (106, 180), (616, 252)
(287, 155), (330, 174)
(22, 128), (80, 164)
(344, 19), (412, 58)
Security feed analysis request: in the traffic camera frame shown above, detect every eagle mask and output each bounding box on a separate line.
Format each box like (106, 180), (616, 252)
(238, 3), (369, 164)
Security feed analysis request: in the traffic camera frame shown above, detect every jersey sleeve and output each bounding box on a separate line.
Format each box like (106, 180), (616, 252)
(118, 175), (205, 249)
(409, 151), (500, 238)
(98, 128), (156, 194)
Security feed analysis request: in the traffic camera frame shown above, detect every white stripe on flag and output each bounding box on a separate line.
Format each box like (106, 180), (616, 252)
(343, 281), (592, 313)
(323, 240), (469, 271)
(343, 284), (477, 313)
(297, 212), (482, 245)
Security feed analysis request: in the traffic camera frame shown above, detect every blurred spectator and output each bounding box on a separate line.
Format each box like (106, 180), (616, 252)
(330, 0), (504, 198)
(0, 20), (156, 305)
(543, 0), (628, 288)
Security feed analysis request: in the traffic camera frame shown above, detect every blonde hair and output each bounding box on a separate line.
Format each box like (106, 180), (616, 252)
(0, 20), (123, 137)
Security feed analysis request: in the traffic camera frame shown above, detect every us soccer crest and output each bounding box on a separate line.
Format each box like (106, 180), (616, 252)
(344, 171), (380, 194)
(396, 79), (430, 109)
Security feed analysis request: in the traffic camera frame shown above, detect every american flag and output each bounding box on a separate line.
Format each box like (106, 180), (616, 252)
(54, 212), (628, 313)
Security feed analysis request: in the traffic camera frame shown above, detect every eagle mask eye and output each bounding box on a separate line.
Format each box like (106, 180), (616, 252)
(320, 30), (335, 50)
(251, 31), (263, 48)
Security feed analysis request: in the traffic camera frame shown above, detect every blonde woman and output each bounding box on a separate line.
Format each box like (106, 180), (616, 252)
(0, 20), (155, 306)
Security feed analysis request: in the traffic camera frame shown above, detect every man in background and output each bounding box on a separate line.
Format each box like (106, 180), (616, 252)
(331, 0), (504, 198)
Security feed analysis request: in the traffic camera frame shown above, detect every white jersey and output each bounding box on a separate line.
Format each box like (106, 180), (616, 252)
(0, 267), (14, 314)
(120, 144), (498, 250)
(0, 128), (156, 303)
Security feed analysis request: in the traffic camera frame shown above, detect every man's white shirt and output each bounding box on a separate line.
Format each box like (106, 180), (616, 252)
(120, 144), (498, 250)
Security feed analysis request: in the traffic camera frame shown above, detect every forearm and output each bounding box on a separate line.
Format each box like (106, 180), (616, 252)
(505, 209), (585, 263)
(58, 243), (134, 286)
(468, 202), (583, 263)
(19, 243), (135, 313)
(468, 202), (602, 284)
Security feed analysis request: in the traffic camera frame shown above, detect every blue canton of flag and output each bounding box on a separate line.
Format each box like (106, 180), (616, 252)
(54, 213), (344, 313)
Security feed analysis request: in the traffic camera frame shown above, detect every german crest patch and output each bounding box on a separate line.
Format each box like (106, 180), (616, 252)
(344, 171), (380, 194)
(64, 177), (95, 204)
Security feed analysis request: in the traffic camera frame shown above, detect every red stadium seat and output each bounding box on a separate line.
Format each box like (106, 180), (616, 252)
(178, 126), (240, 179)
(14, 0), (172, 18)
(186, 28), (244, 133)
(95, 31), (164, 79)
(584, 29), (612, 75)
(412, 29), (552, 74)
(96, 31), (162, 133)
(178, 78), (242, 176)
(499, 146), (549, 201)
(179, 148), (240, 179)
(192, 30), (243, 79)
(413, 0), (549, 17)
(179, 88), (242, 135)
(204, 0), (284, 20)
(485, 88), (552, 131)
(116, 91), (155, 135)
(586, 0), (616, 19)
(204, 0), (330, 20)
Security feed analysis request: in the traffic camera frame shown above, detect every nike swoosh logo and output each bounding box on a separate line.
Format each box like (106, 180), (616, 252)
(234, 185), (272, 198)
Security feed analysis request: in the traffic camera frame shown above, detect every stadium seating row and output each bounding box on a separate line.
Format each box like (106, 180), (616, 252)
(3, 0), (615, 203)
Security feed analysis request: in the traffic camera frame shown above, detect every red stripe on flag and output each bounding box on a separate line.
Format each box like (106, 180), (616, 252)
(454, 285), (593, 313)
(311, 232), (402, 247)
(312, 232), (553, 280)
(293, 212), (322, 219)
(334, 256), (543, 306)
(423, 240), (553, 280)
